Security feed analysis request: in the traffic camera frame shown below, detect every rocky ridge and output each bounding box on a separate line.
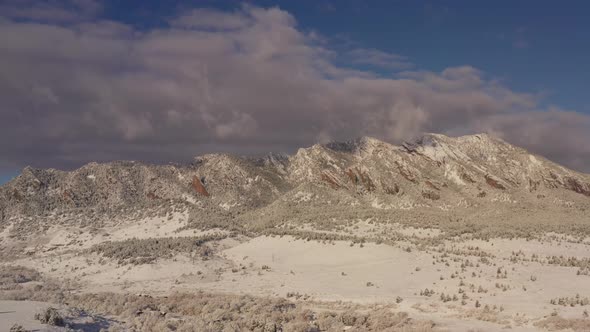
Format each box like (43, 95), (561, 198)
(1, 133), (589, 225)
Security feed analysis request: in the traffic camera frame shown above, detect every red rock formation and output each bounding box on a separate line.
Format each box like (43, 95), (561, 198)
(485, 175), (506, 190)
(321, 172), (341, 189)
(192, 176), (210, 197)
(62, 190), (72, 200)
(395, 161), (417, 183)
(345, 169), (357, 184)
(147, 191), (161, 200)
(422, 190), (440, 200)
(345, 167), (375, 192)
(565, 177), (590, 197)
(424, 180), (440, 191)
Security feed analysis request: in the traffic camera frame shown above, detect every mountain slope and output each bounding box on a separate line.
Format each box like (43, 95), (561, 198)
(1, 133), (589, 226)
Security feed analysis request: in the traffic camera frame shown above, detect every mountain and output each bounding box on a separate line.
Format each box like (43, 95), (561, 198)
(1, 133), (589, 227)
(3, 133), (589, 332)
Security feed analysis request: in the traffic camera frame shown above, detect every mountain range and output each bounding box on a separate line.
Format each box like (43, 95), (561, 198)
(1, 133), (589, 227)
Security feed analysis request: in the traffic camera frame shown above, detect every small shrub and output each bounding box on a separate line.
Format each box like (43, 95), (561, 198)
(34, 307), (64, 326)
(535, 315), (590, 331)
(9, 324), (26, 332)
(550, 295), (590, 307)
(88, 233), (229, 265)
(420, 288), (435, 297)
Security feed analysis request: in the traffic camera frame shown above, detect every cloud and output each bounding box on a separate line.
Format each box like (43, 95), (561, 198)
(472, 108), (590, 172)
(0, 4), (589, 173)
(345, 48), (413, 70)
(171, 8), (253, 30)
(0, 0), (102, 23)
(512, 27), (530, 49)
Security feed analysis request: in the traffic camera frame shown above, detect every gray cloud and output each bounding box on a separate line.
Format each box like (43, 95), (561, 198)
(344, 48), (413, 70)
(171, 8), (255, 30)
(0, 5), (589, 173)
(472, 108), (590, 172)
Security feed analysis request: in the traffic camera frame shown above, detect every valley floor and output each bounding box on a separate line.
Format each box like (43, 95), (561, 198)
(2, 211), (590, 331)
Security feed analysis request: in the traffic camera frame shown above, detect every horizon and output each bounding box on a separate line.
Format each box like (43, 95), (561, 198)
(1, 0), (589, 182)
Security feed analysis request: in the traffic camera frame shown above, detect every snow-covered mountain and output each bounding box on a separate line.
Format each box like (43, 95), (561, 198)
(1, 133), (589, 224)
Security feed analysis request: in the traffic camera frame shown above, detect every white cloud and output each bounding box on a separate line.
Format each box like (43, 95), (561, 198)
(0, 4), (588, 172)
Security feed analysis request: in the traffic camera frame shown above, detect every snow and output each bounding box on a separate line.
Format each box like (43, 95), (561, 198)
(294, 191), (314, 202)
(444, 164), (465, 186)
(527, 154), (544, 173)
(490, 193), (517, 204)
(219, 202), (239, 210)
(182, 194), (198, 205)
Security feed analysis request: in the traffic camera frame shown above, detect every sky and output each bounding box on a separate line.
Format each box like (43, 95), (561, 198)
(1, 0), (589, 184)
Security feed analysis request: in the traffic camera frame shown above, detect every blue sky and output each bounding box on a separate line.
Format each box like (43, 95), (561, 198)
(0, 0), (589, 185)
(0, 174), (17, 185)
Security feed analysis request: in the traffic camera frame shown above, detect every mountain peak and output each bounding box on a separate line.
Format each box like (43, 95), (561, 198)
(323, 136), (388, 153)
(404, 132), (512, 152)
